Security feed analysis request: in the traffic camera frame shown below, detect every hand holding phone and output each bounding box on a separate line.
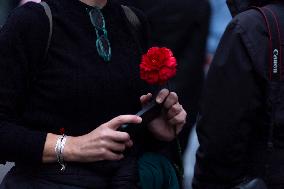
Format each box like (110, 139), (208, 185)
(118, 99), (162, 132)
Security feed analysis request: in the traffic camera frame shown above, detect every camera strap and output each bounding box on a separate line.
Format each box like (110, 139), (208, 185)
(252, 4), (284, 179)
(253, 6), (282, 81)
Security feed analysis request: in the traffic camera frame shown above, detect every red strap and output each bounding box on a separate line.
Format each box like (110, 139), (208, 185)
(253, 6), (282, 81)
(264, 7), (283, 80)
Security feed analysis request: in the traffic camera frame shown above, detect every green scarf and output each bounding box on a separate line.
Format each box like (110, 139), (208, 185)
(138, 153), (180, 189)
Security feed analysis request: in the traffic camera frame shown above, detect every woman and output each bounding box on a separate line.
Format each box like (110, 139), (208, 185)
(0, 0), (187, 188)
(193, 0), (284, 188)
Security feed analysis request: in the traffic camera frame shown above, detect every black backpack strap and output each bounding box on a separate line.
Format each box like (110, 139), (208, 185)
(121, 5), (141, 31)
(121, 5), (145, 51)
(39, 1), (52, 62)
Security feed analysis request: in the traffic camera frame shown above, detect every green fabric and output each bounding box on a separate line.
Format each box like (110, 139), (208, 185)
(138, 153), (180, 189)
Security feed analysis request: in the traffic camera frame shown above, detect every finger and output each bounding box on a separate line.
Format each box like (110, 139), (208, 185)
(163, 92), (179, 109)
(175, 123), (184, 134)
(156, 89), (170, 104)
(106, 141), (127, 153)
(106, 115), (142, 130)
(108, 130), (131, 142)
(168, 109), (187, 127)
(103, 150), (124, 161)
(125, 139), (133, 148)
(140, 93), (152, 106)
(167, 103), (182, 120)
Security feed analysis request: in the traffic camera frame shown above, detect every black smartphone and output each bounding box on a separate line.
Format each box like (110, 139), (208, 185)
(118, 100), (162, 133)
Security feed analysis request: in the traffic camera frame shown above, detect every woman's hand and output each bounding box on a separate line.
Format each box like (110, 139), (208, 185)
(140, 89), (187, 141)
(64, 115), (142, 162)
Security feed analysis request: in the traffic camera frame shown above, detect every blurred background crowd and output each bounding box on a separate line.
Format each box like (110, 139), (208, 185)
(0, 0), (232, 188)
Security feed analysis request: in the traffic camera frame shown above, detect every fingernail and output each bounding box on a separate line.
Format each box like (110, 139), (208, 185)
(156, 98), (162, 104)
(137, 117), (142, 122)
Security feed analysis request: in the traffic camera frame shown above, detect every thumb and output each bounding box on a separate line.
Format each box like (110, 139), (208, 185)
(156, 89), (170, 104)
(140, 93), (152, 107)
(106, 115), (142, 130)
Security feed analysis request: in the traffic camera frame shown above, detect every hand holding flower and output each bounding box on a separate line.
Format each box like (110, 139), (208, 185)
(120, 47), (186, 137)
(140, 89), (187, 141)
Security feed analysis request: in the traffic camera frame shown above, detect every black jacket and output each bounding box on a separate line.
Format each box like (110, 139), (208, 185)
(193, 3), (284, 189)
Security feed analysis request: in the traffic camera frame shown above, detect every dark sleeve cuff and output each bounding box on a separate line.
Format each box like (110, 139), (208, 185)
(0, 121), (47, 164)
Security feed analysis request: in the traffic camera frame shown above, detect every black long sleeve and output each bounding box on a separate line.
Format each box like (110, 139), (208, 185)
(0, 3), (49, 164)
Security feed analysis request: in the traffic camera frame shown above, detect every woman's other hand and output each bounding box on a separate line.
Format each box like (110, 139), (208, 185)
(140, 89), (187, 141)
(64, 115), (142, 162)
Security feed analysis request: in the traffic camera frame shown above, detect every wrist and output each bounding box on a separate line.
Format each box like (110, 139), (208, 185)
(63, 136), (78, 162)
(43, 133), (59, 163)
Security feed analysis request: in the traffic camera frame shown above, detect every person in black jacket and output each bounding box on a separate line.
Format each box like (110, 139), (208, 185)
(193, 0), (284, 188)
(116, 0), (211, 153)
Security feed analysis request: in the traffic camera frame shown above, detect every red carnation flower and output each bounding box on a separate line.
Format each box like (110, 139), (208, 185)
(140, 47), (177, 85)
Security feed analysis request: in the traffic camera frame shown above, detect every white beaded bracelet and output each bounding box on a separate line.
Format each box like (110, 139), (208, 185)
(55, 134), (67, 172)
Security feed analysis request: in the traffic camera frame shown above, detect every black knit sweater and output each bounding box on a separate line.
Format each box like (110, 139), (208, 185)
(0, 0), (150, 164)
